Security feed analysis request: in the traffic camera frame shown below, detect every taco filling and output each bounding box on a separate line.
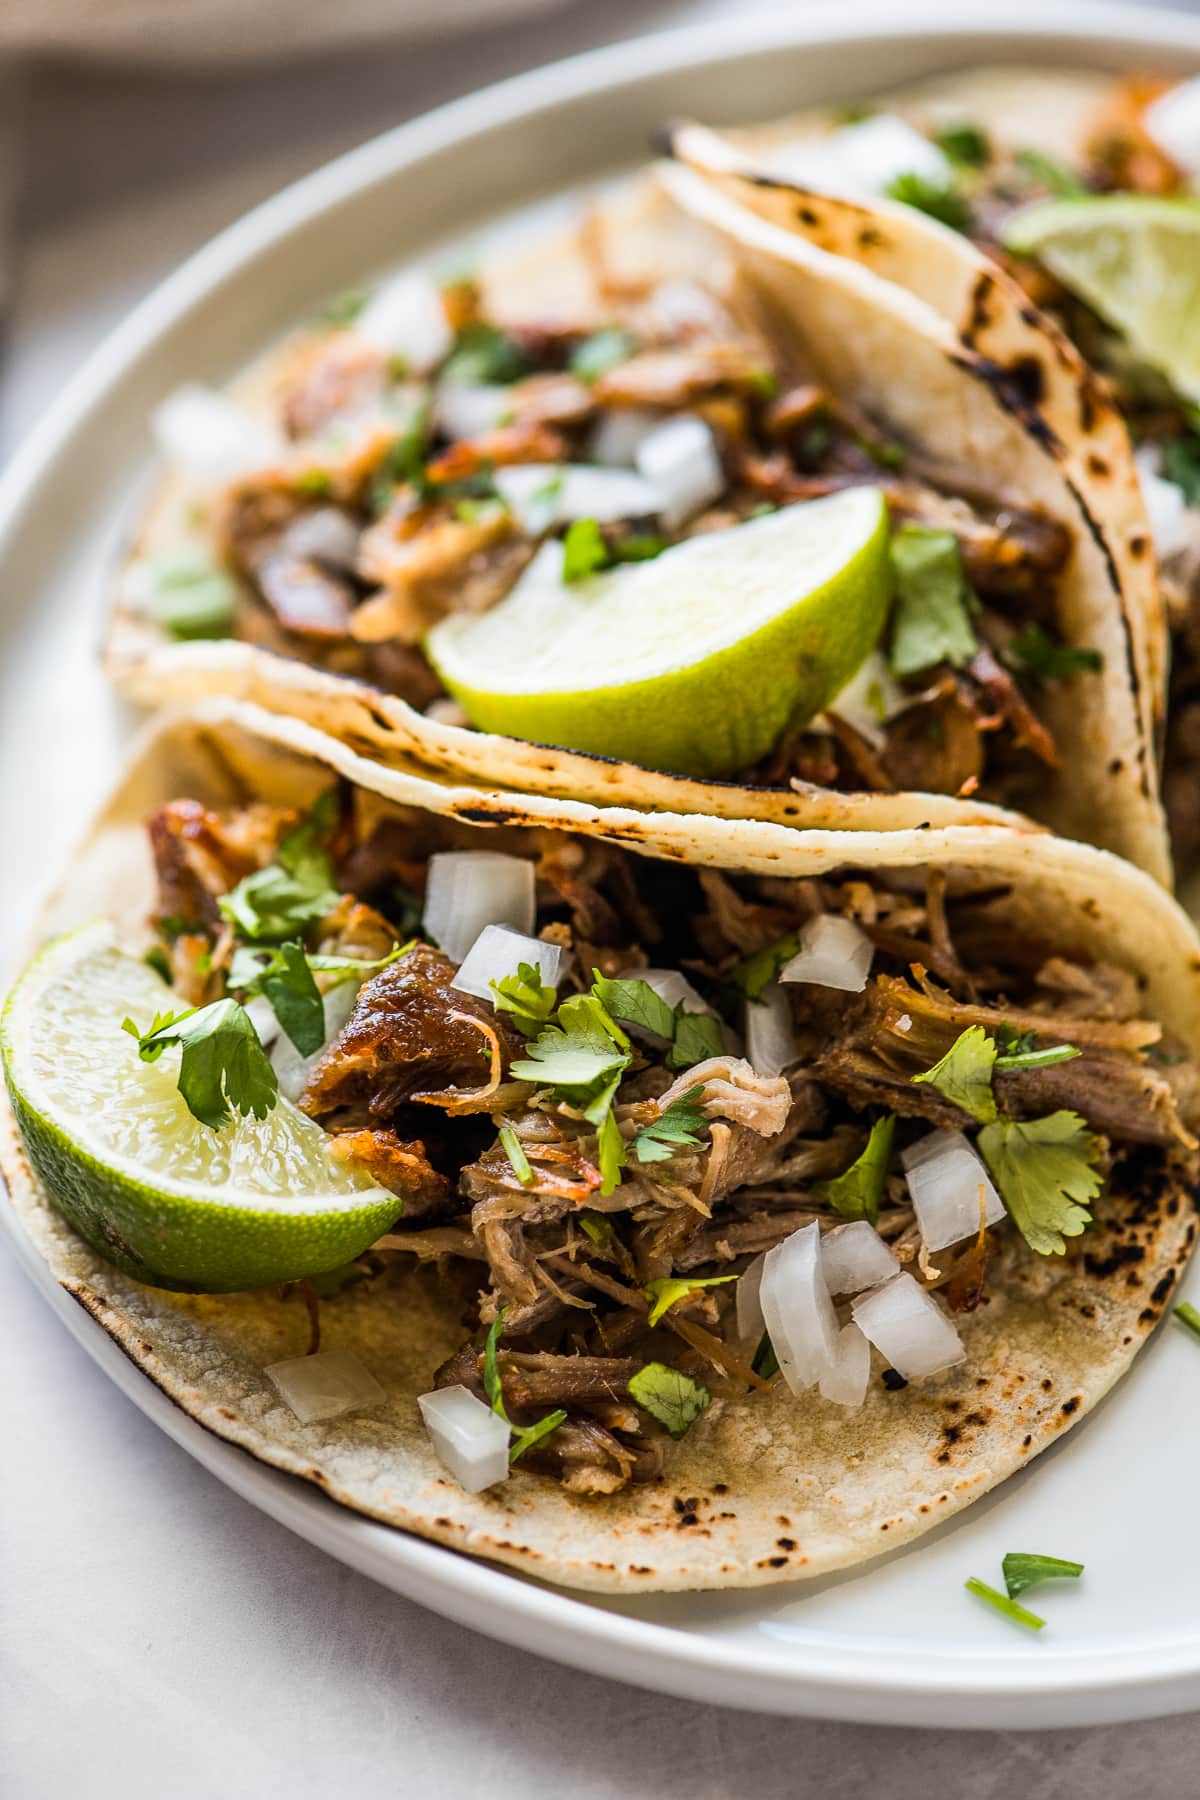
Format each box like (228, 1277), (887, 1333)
(129, 229), (1097, 813)
(87, 781), (1196, 1497)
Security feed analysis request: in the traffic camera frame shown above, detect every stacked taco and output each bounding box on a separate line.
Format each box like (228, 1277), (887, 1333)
(6, 76), (1200, 1592)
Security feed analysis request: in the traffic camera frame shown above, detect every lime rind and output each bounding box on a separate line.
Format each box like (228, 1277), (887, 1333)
(1, 924), (401, 1292)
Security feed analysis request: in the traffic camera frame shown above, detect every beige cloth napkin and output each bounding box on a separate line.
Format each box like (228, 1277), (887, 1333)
(0, 0), (574, 66)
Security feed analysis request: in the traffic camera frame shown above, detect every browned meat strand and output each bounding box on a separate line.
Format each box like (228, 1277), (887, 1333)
(328, 1128), (452, 1215)
(300, 942), (523, 1117)
(147, 798), (293, 930)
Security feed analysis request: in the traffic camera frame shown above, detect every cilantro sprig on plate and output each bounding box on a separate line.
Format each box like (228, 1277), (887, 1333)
(627, 1362), (711, 1438)
(482, 1309), (566, 1463)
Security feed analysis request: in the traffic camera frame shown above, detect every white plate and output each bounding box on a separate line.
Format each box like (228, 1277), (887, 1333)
(2, 0), (1200, 1730)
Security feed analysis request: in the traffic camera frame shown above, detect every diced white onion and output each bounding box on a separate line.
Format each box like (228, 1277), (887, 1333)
(1136, 447), (1192, 561)
(591, 407), (662, 467)
(423, 850), (535, 964)
(641, 279), (734, 339)
(354, 269), (453, 372)
(265, 1350), (385, 1424)
(759, 1222), (840, 1395)
(270, 982), (361, 1105)
(635, 416), (725, 529)
(637, 968), (713, 1015)
(820, 648), (911, 749)
(244, 994), (281, 1049)
(766, 114), (951, 198)
(435, 382), (514, 442)
(901, 1129), (1006, 1252)
(279, 507), (361, 570)
(418, 1385), (510, 1492)
(818, 1320), (872, 1407)
(736, 1251), (766, 1341)
(820, 1220), (899, 1296)
(493, 462), (661, 532)
(1144, 77), (1200, 175)
(779, 913), (874, 993)
(743, 980), (797, 1077)
(451, 925), (562, 1003)
(151, 383), (283, 482)
(852, 1273), (965, 1380)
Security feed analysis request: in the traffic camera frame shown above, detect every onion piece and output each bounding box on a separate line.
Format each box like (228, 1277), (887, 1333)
(818, 1321), (872, 1407)
(435, 383), (514, 442)
(635, 416), (725, 528)
(271, 982), (361, 1104)
(637, 967), (713, 1016)
(779, 913), (874, 993)
(736, 1251), (766, 1341)
(819, 648), (911, 749)
(151, 383), (283, 482)
(591, 407), (661, 468)
(1144, 77), (1200, 175)
(244, 993), (281, 1049)
(767, 114), (951, 197)
(418, 1385), (510, 1492)
(759, 1222), (839, 1395)
(452, 925), (562, 1003)
(279, 507), (361, 571)
(354, 269), (453, 372)
(743, 980), (796, 1077)
(852, 1274), (965, 1380)
(900, 1130), (1006, 1252)
(493, 462), (660, 531)
(265, 1350), (385, 1424)
(1136, 447), (1191, 561)
(423, 850), (535, 964)
(820, 1220), (900, 1296)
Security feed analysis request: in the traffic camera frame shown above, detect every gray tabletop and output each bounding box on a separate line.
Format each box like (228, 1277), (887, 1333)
(3, 8), (1198, 1792)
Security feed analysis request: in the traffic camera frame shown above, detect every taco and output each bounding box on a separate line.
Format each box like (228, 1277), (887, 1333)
(4, 699), (1199, 1592)
(670, 67), (1200, 887)
(105, 161), (1168, 879)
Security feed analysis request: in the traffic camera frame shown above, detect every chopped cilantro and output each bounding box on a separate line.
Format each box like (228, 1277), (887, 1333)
(1014, 147), (1087, 198)
(885, 172), (971, 232)
(483, 1308), (566, 1462)
(143, 945), (172, 985)
(144, 545), (236, 641)
(570, 327), (635, 383)
(498, 1124), (534, 1188)
(1002, 1552), (1084, 1599)
(853, 430), (906, 469)
(818, 1114), (895, 1225)
(561, 517), (609, 583)
(732, 932), (801, 1002)
(1164, 434), (1200, 505)
(1009, 623), (1103, 679)
(746, 368), (779, 399)
(592, 974), (676, 1042)
(579, 1211), (614, 1248)
(219, 792), (340, 943)
(627, 1362), (711, 1438)
(442, 322), (529, 386)
(1174, 1301), (1200, 1339)
(592, 1089), (628, 1195)
(123, 999), (278, 1130)
(993, 1043), (1081, 1073)
(318, 286), (368, 327)
(644, 1273), (738, 1327)
(508, 1410), (568, 1463)
(294, 469), (332, 497)
(666, 1009), (723, 1072)
(614, 533), (667, 562)
(889, 525), (978, 677)
(229, 939), (324, 1055)
(834, 102), (876, 125)
(965, 1576), (1046, 1632)
(913, 1025), (999, 1123)
(489, 961), (559, 1038)
(511, 994), (631, 1196)
(633, 1087), (707, 1165)
(935, 123), (991, 168)
(996, 1024), (1036, 1056)
(977, 1110), (1101, 1255)
(752, 1332), (779, 1379)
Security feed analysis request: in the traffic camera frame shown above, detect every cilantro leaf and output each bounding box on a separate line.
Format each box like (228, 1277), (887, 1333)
(511, 1001), (630, 1091)
(594, 1104), (627, 1196)
(993, 1043), (1080, 1073)
(482, 1308), (566, 1462)
(143, 945), (172, 985)
(633, 1087), (707, 1164)
(1008, 623), (1102, 679)
(230, 939), (324, 1055)
(442, 322), (530, 385)
(569, 327), (635, 383)
(1002, 1552), (1084, 1599)
(912, 1025), (999, 1123)
(508, 1409), (568, 1464)
(889, 525), (978, 677)
(935, 123), (991, 168)
(732, 932), (800, 1002)
(123, 998), (278, 1130)
(884, 172), (971, 232)
(562, 517), (609, 583)
(1164, 434), (1200, 505)
(591, 974), (676, 1043)
(666, 1007), (724, 1073)
(817, 1114), (895, 1224)
(644, 1273), (738, 1327)
(965, 1576), (1045, 1632)
(145, 545), (236, 641)
(977, 1110), (1101, 1255)
(219, 791), (340, 943)
(752, 1332), (779, 1379)
(627, 1362), (712, 1438)
(579, 1211), (613, 1248)
(1013, 147), (1087, 198)
(489, 961), (559, 1037)
(498, 1125), (534, 1187)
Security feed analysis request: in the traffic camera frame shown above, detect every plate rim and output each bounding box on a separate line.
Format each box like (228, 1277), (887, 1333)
(4, 0), (1200, 1727)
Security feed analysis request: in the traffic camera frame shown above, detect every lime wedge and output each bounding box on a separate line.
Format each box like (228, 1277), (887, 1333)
(426, 489), (892, 777)
(1002, 195), (1200, 402)
(1, 924), (400, 1292)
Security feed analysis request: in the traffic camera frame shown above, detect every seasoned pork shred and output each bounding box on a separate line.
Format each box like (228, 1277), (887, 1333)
(146, 793), (1200, 1493)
